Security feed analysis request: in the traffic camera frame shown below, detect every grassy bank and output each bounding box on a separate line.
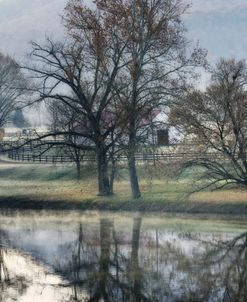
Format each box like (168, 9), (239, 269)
(0, 160), (247, 215)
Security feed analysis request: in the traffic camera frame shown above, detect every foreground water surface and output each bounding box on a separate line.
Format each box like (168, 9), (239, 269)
(0, 210), (246, 302)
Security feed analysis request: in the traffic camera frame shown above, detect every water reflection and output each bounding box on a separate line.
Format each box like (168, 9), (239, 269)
(207, 232), (247, 302)
(50, 218), (246, 302)
(0, 230), (28, 302)
(0, 212), (246, 302)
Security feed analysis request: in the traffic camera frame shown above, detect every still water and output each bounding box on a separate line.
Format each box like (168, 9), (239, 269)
(0, 210), (246, 302)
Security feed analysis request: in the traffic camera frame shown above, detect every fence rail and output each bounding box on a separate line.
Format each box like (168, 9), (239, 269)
(7, 153), (94, 163)
(0, 140), (68, 152)
(7, 151), (221, 164)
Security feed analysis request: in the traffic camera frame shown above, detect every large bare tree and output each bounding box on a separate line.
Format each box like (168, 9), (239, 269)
(170, 58), (247, 189)
(26, 1), (128, 195)
(26, 0), (206, 198)
(65, 0), (207, 198)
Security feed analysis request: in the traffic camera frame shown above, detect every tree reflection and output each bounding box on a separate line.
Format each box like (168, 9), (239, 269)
(128, 217), (143, 301)
(206, 232), (247, 302)
(87, 219), (112, 301)
(59, 217), (151, 301)
(56, 219), (247, 302)
(59, 219), (114, 301)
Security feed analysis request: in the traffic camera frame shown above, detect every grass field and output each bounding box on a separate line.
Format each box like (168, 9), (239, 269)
(0, 158), (247, 214)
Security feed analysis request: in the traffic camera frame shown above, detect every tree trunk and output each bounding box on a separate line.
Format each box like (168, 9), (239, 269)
(96, 146), (111, 196)
(128, 152), (141, 199)
(109, 157), (116, 195)
(76, 160), (81, 180)
(109, 132), (116, 195)
(128, 119), (141, 199)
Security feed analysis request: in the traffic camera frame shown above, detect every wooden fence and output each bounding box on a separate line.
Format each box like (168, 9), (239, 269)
(7, 153), (93, 163)
(7, 151), (202, 164)
(3, 139), (224, 164)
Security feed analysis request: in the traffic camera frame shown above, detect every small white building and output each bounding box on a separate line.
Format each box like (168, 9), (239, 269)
(141, 110), (183, 146)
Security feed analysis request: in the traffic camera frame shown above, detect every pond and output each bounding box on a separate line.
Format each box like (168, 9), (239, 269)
(0, 210), (246, 302)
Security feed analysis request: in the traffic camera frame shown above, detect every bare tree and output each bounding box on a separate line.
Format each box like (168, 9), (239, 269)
(0, 52), (28, 128)
(170, 58), (247, 189)
(94, 0), (207, 198)
(26, 0), (206, 198)
(25, 0), (128, 196)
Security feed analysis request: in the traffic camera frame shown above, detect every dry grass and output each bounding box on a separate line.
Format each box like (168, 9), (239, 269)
(0, 179), (97, 202)
(0, 160), (247, 214)
(191, 190), (247, 203)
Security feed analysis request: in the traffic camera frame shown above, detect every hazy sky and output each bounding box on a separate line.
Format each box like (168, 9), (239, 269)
(186, 0), (247, 62)
(0, 0), (247, 64)
(0, 0), (67, 59)
(1, 0), (246, 123)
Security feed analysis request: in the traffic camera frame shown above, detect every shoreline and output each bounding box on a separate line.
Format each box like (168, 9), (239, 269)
(0, 196), (247, 216)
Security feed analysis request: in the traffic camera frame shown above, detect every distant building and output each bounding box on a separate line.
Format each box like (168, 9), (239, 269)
(3, 125), (49, 140)
(67, 109), (183, 148)
(139, 110), (183, 146)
